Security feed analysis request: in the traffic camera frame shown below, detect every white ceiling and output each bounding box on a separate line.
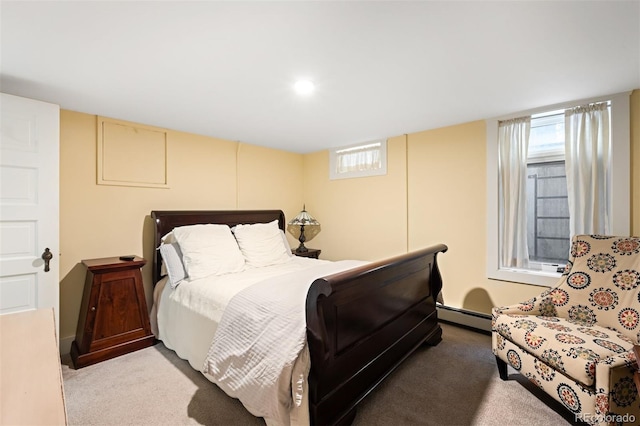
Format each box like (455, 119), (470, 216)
(2, 1), (639, 154)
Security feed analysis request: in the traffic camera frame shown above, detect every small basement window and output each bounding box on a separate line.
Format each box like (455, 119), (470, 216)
(329, 140), (387, 180)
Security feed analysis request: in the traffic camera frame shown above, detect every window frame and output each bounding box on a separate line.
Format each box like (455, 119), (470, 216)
(486, 91), (630, 286)
(329, 139), (387, 180)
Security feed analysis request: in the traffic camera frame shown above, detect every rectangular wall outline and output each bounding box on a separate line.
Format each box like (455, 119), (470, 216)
(96, 116), (169, 188)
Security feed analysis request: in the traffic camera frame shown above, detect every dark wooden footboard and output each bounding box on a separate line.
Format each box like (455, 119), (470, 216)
(306, 244), (448, 425)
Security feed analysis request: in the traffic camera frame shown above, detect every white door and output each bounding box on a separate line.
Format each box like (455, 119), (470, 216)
(0, 93), (60, 336)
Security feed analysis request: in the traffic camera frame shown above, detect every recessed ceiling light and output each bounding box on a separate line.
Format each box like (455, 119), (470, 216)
(294, 80), (315, 95)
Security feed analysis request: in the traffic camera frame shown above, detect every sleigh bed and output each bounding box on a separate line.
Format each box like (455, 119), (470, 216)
(150, 209), (447, 425)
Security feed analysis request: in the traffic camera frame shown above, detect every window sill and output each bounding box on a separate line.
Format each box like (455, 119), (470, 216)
(488, 267), (561, 287)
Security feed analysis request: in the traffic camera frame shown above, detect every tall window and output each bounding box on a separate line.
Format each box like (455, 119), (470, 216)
(487, 92), (630, 286)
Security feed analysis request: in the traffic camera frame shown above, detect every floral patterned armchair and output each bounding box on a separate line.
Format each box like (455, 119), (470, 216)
(492, 235), (640, 425)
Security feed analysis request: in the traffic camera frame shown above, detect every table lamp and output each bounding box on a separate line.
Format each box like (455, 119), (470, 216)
(287, 205), (321, 253)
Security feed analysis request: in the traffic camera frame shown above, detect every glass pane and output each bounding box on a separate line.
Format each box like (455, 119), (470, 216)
(526, 161), (570, 264)
(537, 198), (570, 217)
(535, 162), (565, 177)
(537, 218), (570, 239)
(528, 112), (564, 158)
(537, 176), (567, 197)
(535, 237), (571, 263)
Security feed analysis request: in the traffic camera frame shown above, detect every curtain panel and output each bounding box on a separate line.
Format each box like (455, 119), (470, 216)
(498, 117), (531, 269)
(564, 102), (611, 237)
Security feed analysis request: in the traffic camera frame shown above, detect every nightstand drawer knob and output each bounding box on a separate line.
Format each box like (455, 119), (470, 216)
(90, 307), (96, 312)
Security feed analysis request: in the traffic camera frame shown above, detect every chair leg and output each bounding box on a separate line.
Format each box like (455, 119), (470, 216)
(496, 356), (508, 380)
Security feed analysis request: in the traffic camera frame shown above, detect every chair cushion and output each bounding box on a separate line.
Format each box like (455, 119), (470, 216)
(494, 313), (634, 387)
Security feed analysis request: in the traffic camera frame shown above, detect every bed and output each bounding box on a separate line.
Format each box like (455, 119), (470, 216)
(150, 209), (448, 425)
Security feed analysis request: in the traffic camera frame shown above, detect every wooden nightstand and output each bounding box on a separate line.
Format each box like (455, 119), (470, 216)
(70, 256), (154, 368)
(292, 248), (321, 259)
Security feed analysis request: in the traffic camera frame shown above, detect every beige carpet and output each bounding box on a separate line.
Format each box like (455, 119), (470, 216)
(61, 323), (578, 425)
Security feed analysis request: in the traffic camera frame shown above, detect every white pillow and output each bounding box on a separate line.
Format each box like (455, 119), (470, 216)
(159, 232), (176, 277)
(233, 220), (292, 267)
(172, 224), (245, 279)
(159, 242), (187, 288)
(280, 230), (295, 257)
(161, 231), (176, 244)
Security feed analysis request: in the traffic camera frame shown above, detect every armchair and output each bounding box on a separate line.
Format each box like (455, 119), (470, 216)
(492, 235), (640, 425)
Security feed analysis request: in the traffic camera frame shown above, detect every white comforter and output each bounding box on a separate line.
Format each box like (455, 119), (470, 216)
(202, 260), (366, 426)
(154, 257), (331, 371)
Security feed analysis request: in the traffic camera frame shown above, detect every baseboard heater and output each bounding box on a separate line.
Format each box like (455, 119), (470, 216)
(437, 305), (492, 333)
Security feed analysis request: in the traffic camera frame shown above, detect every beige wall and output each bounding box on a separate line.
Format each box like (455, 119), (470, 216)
(302, 135), (408, 261)
(405, 120), (537, 313)
(303, 89), (640, 316)
(236, 143), (303, 213)
(58, 89), (640, 349)
(59, 111), (303, 347)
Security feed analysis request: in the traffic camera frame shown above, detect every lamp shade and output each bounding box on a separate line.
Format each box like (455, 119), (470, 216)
(287, 206), (321, 252)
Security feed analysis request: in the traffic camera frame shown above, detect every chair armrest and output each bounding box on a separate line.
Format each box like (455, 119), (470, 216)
(597, 351), (636, 369)
(593, 349), (637, 401)
(492, 287), (554, 317)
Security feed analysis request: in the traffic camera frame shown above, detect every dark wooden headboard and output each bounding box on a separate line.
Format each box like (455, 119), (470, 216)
(150, 210), (286, 285)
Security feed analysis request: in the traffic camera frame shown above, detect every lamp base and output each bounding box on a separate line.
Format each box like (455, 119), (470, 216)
(296, 225), (308, 252)
(294, 244), (308, 253)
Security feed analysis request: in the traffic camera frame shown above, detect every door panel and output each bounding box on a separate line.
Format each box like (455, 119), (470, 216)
(0, 93), (60, 336)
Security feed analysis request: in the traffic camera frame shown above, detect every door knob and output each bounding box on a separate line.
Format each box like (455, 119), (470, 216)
(41, 248), (53, 272)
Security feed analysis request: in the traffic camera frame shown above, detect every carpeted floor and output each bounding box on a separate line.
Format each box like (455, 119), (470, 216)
(61, 322), (579, 425)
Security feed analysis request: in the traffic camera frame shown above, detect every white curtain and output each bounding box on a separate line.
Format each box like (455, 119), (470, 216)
(564, 102), (611, 237)
(498, 117), (531, 269)
(336, 143), (382, 173)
